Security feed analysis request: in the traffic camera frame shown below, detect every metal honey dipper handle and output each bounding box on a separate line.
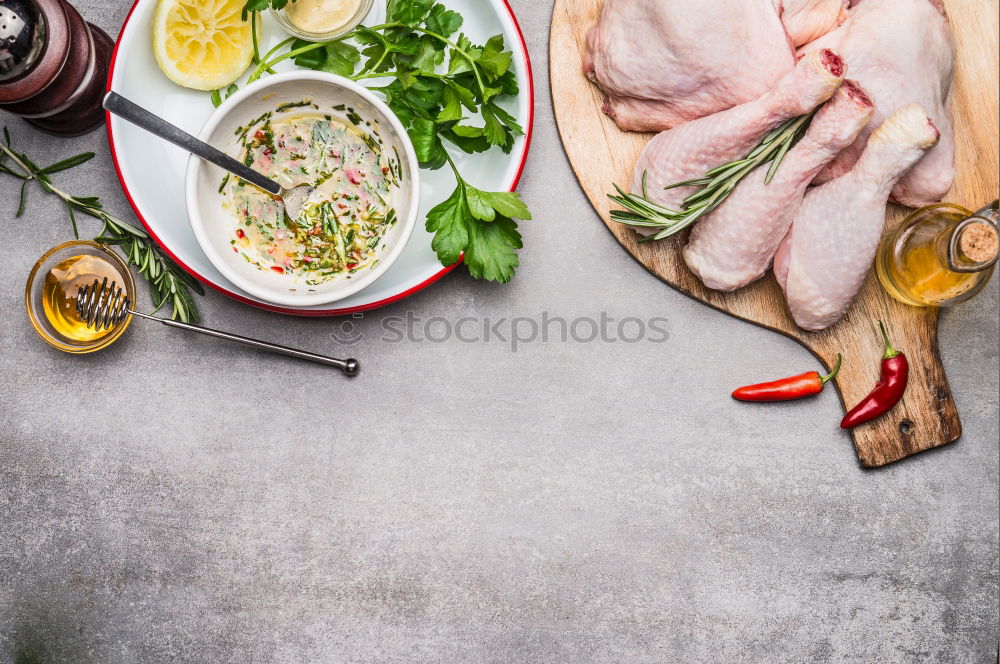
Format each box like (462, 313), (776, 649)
(76, 278), (360, 376)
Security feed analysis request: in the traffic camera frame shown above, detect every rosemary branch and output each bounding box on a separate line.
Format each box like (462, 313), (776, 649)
(609, 111), (816, 242)
(0, 127), (204, 322)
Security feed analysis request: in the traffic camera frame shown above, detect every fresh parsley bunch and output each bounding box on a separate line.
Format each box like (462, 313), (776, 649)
(240, 0), (532, 282)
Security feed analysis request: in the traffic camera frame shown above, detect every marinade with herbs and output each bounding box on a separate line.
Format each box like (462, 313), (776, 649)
(222, 104), (401, 285)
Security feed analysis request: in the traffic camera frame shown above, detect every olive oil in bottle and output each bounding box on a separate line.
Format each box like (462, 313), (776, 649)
(42, 253), (126, 343)
(877, 201), (999, 307)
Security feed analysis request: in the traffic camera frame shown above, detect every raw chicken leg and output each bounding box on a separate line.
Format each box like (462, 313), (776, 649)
(583, 0), (796, 132)
(775, 104), (940, 331)
(683, 80), (875, 291)
(781, 0), (850, 46)
(631, 49), (846, 218)
(803, 0), (955, 206)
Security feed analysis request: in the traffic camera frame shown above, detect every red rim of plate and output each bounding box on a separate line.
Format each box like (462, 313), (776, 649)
(105, 0), (535, 317)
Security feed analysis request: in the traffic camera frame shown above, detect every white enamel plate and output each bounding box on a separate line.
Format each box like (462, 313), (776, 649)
(106, 0), (534, 315)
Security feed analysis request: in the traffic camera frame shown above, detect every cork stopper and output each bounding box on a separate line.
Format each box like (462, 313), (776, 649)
(959, 221), (999, 264)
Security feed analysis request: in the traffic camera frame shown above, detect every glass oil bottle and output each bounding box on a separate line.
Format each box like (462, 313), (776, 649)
(877, 200), (999, 307)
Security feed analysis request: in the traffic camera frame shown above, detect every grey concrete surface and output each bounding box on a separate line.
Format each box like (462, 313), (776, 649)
(1, 1), (998, 662)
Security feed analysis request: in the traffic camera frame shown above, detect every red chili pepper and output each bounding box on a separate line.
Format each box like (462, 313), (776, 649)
(841, 321), (909, 429)
(732, 353), (842, 402)
(270, 265), (285, 274)
(235, 229), (245, 239)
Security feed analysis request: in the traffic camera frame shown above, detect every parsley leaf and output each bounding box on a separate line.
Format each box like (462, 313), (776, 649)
(409, 117), (448, 170)
(425, 184), (469, 266)
(465, 186), (496, 222)
(388, 0), (434, 24)
(412, 36), (443, 73)
(464, 213), (522, 282)
(292, 39), (360, 77)
(479, 190), (531, 220)
(476, 35), (513, 80)
(426, 4), (463, 37)
(436, 86), (463, 123)
(426, 179), (531, 281)
(481, 105), (509, 149)
(442, 125), (490, 154)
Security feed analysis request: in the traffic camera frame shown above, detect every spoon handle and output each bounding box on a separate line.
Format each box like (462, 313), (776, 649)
(103, 91), (281, 196)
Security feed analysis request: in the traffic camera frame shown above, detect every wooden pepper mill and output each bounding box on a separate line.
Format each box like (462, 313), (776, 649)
(0, 0), (113, 136)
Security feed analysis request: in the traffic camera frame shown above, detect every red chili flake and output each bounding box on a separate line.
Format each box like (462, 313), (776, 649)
(254, 130), (266, 141)
(345, 169), (363, 185)
(382, 166), (390, 174)
(337, 203), (348, 210)
(271, 266), (285, 274)
(263, 147), (273, 157)
(232, 247), (238, 253)
(346, 263), (358, 270)
(236, 229), (245, 239)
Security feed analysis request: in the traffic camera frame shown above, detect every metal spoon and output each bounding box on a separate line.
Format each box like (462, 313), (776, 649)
(76, 277), (360, 376)
(103, 91), (313, 220)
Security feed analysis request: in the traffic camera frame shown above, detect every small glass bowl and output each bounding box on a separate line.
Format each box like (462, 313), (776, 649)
(269, 0), (376, 42)
(25, 240), (136, 354)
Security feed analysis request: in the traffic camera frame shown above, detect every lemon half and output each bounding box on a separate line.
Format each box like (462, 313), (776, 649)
(152, 0), (257, 90)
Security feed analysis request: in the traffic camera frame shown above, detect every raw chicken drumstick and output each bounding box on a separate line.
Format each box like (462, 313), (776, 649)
(683, 80), (875, 291)
(803, 0), (955, 206)
(584, 0), (796, 132)
(775, 103), (941, 331)
(630, 49), (846, 226)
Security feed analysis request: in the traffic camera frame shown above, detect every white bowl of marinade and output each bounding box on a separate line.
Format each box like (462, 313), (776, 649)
(185, 71), (420, 307)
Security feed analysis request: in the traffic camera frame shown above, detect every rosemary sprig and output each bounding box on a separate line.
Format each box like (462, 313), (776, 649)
(0, 127), (204, 322)
(609, 111), (816, 242)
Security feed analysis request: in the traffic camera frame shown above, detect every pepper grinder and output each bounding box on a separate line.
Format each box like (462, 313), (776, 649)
(0, 0), (113, 136)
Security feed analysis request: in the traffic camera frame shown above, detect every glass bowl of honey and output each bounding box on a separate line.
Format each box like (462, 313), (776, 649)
(24, 240), (136, 353)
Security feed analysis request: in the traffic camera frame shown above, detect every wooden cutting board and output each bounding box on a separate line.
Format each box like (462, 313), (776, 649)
(550, 0), (999, 467)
